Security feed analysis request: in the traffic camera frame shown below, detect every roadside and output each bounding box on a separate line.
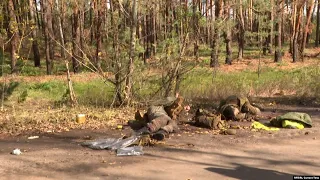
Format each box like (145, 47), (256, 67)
(0, 105), (319, 180)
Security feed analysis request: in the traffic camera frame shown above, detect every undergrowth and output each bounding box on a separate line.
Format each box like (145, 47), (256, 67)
(1, 64), (319, 108)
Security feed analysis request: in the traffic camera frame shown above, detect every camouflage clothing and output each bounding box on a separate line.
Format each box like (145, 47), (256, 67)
(146, 105), (178, 133)
(219, 96), (260, 121)
(194, 109), (222, 129)
(135, 95), (186, 140)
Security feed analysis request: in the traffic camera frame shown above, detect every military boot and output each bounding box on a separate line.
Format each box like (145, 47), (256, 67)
(135, 110), (145, 122)
(151, 129), (168, 141)
(135, 126), (151, 135)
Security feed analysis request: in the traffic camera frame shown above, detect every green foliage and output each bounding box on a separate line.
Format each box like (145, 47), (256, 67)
(29, 82), (58, 92)
(179, 66), (320, 101)
(20, 66), (43, 76)
(0, 81), (20, 100)
(18, 90), (28, 103)
(73, 80), (114, 107)
(23, 81), (66, 101)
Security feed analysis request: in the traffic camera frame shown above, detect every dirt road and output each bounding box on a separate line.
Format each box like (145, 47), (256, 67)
(0, 105), (319, 180)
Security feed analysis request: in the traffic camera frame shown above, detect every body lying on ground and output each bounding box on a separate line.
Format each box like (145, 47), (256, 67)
(193, 95), (261, 130)
(218, 95), (261, 121)
(134, 95), (187, 141)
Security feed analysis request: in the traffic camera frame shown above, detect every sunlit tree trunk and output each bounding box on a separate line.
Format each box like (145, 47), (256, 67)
(29, 0), (41, 67)
(316, 0), (320, 47)
(210, 0), (223, 67)
(71, 3), (80, 73)
(237, 0), (245, 60)
(124, 0), (138, 105)
(42, 0), (53, 74)
(7, 0), (20, 73)
(193, 0), (199, 61)
(224, 0), (232, 65)
(274, 0), (283, 63)
(301, 0), (315, 61)
(55, 0), (65, 58)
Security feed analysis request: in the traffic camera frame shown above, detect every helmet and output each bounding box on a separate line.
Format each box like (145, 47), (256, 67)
(271, 112), (312, 127)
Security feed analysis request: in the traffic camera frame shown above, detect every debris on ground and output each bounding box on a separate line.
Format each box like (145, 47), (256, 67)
(82, 135), (145, 156)
(116, 146), (144, 156)
(116, 125), (123, 130)
(11, 149), (22, 155)
(27, 136), (39, 140)
(251, 121), (279, 131)
(76, 114), (86, 123)
(82, 135), (140, 150)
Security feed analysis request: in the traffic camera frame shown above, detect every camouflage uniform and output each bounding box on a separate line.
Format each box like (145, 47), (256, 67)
(135, 96), (184, 140)
(219, 95), (260, 121)
(193, 109), (222, 129)
(146, 105), (178, 133)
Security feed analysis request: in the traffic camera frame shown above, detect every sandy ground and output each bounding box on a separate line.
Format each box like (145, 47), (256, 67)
(0, 105), (319, 180)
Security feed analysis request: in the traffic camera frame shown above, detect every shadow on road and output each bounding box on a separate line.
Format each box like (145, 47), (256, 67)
(205, 163), (293, 180)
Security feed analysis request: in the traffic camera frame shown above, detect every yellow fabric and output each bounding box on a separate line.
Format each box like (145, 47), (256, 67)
(282, 120), (304, 129)
(251, 121), (279, 131)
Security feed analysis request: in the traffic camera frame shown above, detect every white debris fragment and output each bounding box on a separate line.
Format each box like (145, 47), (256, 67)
(28, 136), (39, 140)
(11, 149), (22, 155)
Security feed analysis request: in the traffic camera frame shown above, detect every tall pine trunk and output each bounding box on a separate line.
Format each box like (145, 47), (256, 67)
(316, 0), (320, 47)
(193, 0), (199, 61)
(55, 0), (65, 58)
(237, 0), (245, 60)
(29, 0), (41, 67)
(42, 0), (53, 74)
(301, 0), (315, 61)
(124, 0), (138, 105)
(274, 0), (283, 63)
(72, 5), (81, 73)
(224, 0), (232, 65)
(95, 0), (103, 70)
(7, 0), (19, 73)
(210, 0), (223, 67)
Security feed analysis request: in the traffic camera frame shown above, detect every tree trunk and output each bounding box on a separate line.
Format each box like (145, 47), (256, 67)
(35, 0), (41, 30)
(47, 0), (55, 61)
(268, 0), (274, 54)
(193, 0), (199, 61)
(95, 0), (103, 70)
(55, 0), (65, 58)
(210, 0), (223, 67)
(90, 2), (95, 45)
(224, 0), (232, 65)
(110, 0), (123, 105)
(7, 0), (20, 73)
(292, 3), (303, 63)
(72, 5), (81, 73)
(42, 0), (53, 74)
(301, 0), (315, 61)
(29, 0), (41, 67)
(306, 1), (316, 44)
(124, 0), (138, 105)
(237, 0), (245, 60)
(152, 6), (157, 55)
(316, 0), (320, 47)
(274, 0), (283, 63)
